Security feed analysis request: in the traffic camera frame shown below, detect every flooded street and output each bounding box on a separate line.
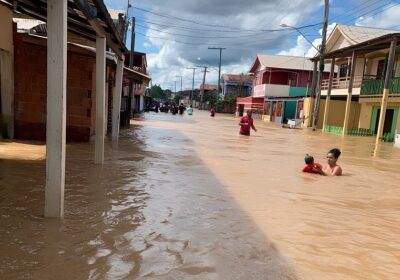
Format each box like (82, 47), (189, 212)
(1, 110), (400, 279)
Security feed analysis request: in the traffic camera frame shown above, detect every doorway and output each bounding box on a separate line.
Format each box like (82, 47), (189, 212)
(371, 106), (399, 135)
(238, 104), (244, 116)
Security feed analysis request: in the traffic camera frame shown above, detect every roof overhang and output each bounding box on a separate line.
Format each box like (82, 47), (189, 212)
(5, 0), (127, 58)
(313, 34), (400, 61)
(124, 67), (151, 85)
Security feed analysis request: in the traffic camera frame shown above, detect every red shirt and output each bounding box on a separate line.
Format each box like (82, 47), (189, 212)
(302, 163), (322, 173)
(210, 108), (215, 117)
(240, 116), (253, 135)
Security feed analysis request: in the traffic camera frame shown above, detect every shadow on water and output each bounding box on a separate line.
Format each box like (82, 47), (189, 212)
(0, 115), (299, 279)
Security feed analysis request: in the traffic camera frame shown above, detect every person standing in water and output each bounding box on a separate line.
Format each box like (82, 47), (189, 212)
(239, 110), (257, 136)
(178, 103), (185, 115)
(313, 148), (342, 176)
(187, 105), (193, 115)
(210, 107), (215, 117)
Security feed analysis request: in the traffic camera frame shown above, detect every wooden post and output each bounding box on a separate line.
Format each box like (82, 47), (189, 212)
(323, 57), (336, 132)
(95, 36), (106, 164)
(376, 38), (397, 142)
(112, 58), (124, 140)
(342, 51), (357, 136)
(45, 0), (67, 218)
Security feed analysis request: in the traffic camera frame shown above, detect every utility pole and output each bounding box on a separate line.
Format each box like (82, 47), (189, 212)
(129, 17), (135, 68)
(208, 47), (226, 101)
(187, 67), (196, 102)
(174, 81), (177, 95)
(124, 0), (132, 45)
(198, 65), (209, 108)
(175, 76), (183, 93)
(312, 0), (329, 130)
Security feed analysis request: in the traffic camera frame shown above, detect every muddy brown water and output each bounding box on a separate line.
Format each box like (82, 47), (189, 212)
(1, 110), (400, 280)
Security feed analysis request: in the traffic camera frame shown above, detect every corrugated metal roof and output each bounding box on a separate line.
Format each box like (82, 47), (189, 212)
(337, 25), (396, 45)
(108, 9), (126, 21)
(13, 18), (44, 31)
(256, 54), (314, 71)
(221, 74), (252, 82)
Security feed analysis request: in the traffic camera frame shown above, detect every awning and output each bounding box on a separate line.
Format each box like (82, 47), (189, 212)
(124, 67), (151, 85)
(3, 0), (127, 58)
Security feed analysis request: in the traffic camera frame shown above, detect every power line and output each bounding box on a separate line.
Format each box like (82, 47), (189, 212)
(133, 6), (321, 32)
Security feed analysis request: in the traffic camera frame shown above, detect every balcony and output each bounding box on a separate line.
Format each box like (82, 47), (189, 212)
(360, 77), (400, 97)
(321, 76), (363, 90)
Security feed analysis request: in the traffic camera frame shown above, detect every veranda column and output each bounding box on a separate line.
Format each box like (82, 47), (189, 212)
(112, 58), (124, 140)
(342, 51), (357, 136)
(376, 38), (397, 142)
(322, 57), (336, 131)
(45, 0), (67, 218)
(95, 36), (106, 164)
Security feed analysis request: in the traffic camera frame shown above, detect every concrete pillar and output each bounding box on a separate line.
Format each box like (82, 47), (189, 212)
(342, 51), (357, 136)
(45, 0), (67, 218)
(95, 36), (106, 164)
(376, 38), (397, 142)
(0, 50), (14, 139)
(322, 57), (336, 131)
(112, 58), (124, 139)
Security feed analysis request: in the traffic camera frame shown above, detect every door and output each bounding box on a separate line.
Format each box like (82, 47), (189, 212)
(374, 109), (394, 134)
(376, 60), (385, 80)
(296, 100), (304, 119)
(238, 104), (244, 116)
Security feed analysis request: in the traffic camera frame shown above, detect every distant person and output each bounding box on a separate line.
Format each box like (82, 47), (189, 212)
(171, 104), (177, 115)
(239, 110), (257, 136)
(302, 154), (323, 174)
(178, 103), (185, 115)
(187, 105), (193, 115)
(210, 107), (216, 117)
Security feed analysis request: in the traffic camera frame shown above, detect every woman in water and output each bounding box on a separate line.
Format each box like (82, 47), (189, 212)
(314, 148), (342, 176)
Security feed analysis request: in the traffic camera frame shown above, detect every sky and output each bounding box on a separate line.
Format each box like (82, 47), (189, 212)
(105, 0), (400, 91)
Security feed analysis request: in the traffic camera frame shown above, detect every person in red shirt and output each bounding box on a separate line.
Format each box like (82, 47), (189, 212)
(210, 107), (215, 117)
(302, 154), (323, 174)
(239, 110), (257, 136)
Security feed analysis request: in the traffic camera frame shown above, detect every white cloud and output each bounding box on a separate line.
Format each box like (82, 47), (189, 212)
(355, 6), (400, 29)
(278, 22), (336, 58)
(119, 0), (324, 88)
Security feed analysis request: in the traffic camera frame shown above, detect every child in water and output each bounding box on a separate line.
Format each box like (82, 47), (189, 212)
(302, 154), (323, 174)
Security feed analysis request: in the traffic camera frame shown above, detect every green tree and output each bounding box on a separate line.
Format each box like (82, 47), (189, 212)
(150, 84), (166, 100)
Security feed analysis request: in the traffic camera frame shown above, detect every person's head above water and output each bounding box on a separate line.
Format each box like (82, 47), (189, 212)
(247, 110), (253, 117)
(304, 154), (314, 165)
(327, 148), (341, 165)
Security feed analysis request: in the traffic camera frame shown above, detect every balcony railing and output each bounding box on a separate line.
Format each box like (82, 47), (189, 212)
(360, 77), (400, 96)
(321, 76), (363, 90)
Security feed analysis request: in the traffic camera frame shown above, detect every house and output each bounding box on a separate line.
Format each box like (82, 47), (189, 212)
(236, 54), (327, 122)
(314, 24), (400, 141)
(0, 0), (152, 218)
(220, 74), (253, 100)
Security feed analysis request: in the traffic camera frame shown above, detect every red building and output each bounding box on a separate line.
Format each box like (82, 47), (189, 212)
(236, 54), (326, 123)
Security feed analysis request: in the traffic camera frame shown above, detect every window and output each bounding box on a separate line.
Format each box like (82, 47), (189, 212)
(339, 64), (348, 78)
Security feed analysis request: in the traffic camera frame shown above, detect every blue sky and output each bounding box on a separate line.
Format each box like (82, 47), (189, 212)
(104, 0), (400, 90)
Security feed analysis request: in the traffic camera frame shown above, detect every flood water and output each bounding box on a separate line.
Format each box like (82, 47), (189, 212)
(1, 110), (400, 280)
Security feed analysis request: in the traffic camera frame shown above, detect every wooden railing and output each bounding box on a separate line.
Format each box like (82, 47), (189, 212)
(321, 76), (363, 90)
(360, 77), (400, 96)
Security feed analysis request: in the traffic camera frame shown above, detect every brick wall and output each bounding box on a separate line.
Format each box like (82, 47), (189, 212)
(14, 34), (95, 142)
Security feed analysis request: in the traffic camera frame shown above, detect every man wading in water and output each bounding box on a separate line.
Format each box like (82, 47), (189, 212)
(239, 110), (257, 136)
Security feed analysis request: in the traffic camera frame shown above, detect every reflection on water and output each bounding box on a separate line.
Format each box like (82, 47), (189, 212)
(1, 110), (400, 279)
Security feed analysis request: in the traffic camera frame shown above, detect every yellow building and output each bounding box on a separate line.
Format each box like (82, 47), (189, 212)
(313, 25), (400, 141)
